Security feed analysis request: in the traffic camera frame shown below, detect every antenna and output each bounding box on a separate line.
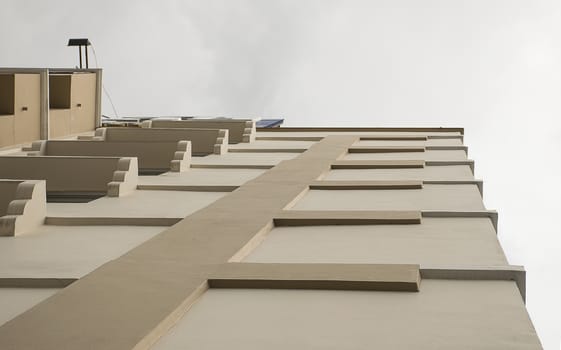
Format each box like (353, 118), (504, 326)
(67, 38), (91, 69)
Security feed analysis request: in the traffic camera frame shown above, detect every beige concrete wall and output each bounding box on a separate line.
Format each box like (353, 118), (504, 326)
(244, 217), (506, 266)
(0, 288), (59, 327)
(153, 280), (540, 349)
(0, 116), (15, 149)
(138, 168), (265, 187)
(0, 225), (166, 278)
(100, 127), (227, 155)
(290, 184), (485, 211)
(191, 152), (298, 167)
(0, 74), (41, 148)
(148, 119), (255, 143)
(0, 180), (21, 216)
(34, 140), (191, 172)
(0, 180), (47, 236)
(14, 74), (41, 145)
(0, 156), (135, 195)
(323, 165), (474, 181)
(344, 149), (468, 161)
(48, 109), (71, 139)
(46, 190), (227, 219)
(357, 138), (463, 146)
(70, 73), (97, 134)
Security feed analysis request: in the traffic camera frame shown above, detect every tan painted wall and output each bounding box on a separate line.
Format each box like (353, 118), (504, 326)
(323, 165), (474, 181)
(244, 217), (507, 266)
(48, 109), (71, 139)
(14, 74), (41, 145)
(291, 184), (485, 211)
(0, 74), (41, 148)
(49, 73), (97, 138)
(153, 281), (540, 349)
(70, 73), (96, 134)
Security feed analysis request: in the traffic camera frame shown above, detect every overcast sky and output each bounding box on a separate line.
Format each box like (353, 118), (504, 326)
(1, 0), (560, 348)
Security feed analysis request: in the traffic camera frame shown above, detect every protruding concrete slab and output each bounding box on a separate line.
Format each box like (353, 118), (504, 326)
(348, 146), (425, 153)
(209, 263), (421, 292)
(309, 180), (423, 190)
(331, 160), (425, 169)
(273, 210), (422, 226)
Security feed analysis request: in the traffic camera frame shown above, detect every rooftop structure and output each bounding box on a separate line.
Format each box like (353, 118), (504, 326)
(0, 69), (542, 349)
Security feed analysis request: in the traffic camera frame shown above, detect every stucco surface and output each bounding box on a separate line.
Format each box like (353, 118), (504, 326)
(0, 225), (167, 278)
(257, 131), (462, 137)
(357, 138), (463, 146)
(290, 184), (485, 211)
(344, 149), (468, 161)
(46, 190), (227, 218)
(229, 140), (315, 150)
(191, 152), (298, 166)
(244, 217), (506, 266)
(323, 165), (473, 181)
(0, 288), (58, 327)
(153, 280), (540, 349)
(138, 169), (265, 187)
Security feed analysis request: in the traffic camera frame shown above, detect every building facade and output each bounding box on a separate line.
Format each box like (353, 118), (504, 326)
(0, 121), (542, 348)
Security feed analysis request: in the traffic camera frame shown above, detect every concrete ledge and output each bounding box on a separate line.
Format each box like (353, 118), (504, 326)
(44, 216), (181, 226)
(309, 180), (423, 190)
(98, 127), (228, 156)
(190, 164), (275, 170)
(348, 146), (425, 153)
(273, 210), (422, 225)
(209, 263), (421, 292)
(359, 136), (427, 141)
(423, 180), (483, 196)
(256, 127), (464, 134)
(228, 148), (306, 153)
(29, 140), (192, 173)
(137, 184), (238, 192)
(0, 180), (46, 236)
(0, 278), (76, 288)
(422, 210), (498, 232)
(256, 136), (324, 141)
(331, 160), (425, 169)
(426, 145), (468, 152)
(421, 265), (526, 301)
(425, 160), (475, 173)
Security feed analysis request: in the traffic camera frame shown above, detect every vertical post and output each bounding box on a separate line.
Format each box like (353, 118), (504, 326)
(85, 45), (89, 68)
(78, 46), (83, 69)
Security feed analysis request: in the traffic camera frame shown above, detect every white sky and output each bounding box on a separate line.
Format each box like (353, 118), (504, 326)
(1, 0), (560, 348)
